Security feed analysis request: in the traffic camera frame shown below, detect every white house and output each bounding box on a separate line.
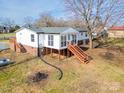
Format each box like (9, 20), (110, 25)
(12, 27), (89, 56)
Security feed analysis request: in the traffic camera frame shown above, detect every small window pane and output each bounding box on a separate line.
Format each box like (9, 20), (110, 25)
(85, 33), (88, 37)
(48, 35), (50, 40)
(31, 34), (35, 42)
(48, 41), (50, 46)
(68, 34), (70, 40)
(61, 35), (66, 47)
(48, 35), (54, 46)
(51, 41), (53, 46)
(51, 35), (53, 40)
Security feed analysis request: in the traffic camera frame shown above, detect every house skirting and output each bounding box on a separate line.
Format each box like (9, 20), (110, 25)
(9, 40), (38, 56)
(9, 38), (89, 58)
(19, 44), (38, 56)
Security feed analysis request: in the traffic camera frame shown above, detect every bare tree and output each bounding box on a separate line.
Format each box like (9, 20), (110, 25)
(64, 0), (124, 48)
(34, 12), (86, 27)
(1, 17), (15, 27)
(66, 17), (86, 28)
(24, 16), (34, 28)
(0, 17), (15, 33)
(35, 12), (56, 27)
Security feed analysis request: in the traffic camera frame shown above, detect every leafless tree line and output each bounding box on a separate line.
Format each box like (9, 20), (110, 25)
(33, 12), (85, 28)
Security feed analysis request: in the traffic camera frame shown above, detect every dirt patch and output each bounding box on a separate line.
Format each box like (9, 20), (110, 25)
(26, 71), (49, 87)
(27, 72), (48, 83)
(99, 52), (114, 60)
(107, 46), (124, 54)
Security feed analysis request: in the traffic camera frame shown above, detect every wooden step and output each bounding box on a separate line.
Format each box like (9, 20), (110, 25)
(68, 45), (87, 63)
(68, 45), (86, 59)
(75, 45), (88, 57)
(74, 45), (89, 60)
(68, 47), (87, 62)
(68, 44), (89, 63)
(68, 47), (85, 62)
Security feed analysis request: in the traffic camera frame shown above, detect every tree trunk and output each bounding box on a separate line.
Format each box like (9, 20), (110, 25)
(89, 35), (93, 49)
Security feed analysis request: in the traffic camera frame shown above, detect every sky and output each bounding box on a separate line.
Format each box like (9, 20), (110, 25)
(0, 0), (66, 25)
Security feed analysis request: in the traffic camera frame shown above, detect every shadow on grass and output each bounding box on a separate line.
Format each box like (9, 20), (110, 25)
(0, 57), (37, 71)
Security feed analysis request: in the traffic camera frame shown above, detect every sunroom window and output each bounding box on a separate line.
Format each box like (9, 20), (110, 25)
(72, 34), (76, 44)
(85, 32), (88, 37)
(61, 35), (66, 47)
(68, 34), (70, 40)
(48, 35), (54, 46)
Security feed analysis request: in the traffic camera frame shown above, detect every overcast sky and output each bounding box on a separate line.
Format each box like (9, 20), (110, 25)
(0, 0), (66, 25)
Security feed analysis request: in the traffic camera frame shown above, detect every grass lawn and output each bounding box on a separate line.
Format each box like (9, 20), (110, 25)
(0, 40), (9, 42)
(107, 38), (124, 47)
(0, 33), (15, 38)
(0, 47), (124, 93)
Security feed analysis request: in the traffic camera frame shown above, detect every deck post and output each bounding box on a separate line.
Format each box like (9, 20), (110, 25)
(51, 48), (53, 57)
(46, 47), (48, 55)
(83, 39), (86, 45)
(64, 49), (66, 59)
(65, 49), (68, 59)
(45, 47), (47, 55)
(67, 49), (69, 58)
(62, 49), (64, 59)
(58, 50), (60, 61)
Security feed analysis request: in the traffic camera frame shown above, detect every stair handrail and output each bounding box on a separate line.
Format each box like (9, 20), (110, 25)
(74, 45), (89, 60)
(75, 45), (88, 57)
(68, 45), (86, 63)
(68, 44), (86, 59)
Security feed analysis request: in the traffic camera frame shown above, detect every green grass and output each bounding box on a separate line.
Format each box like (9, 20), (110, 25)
(0, 33), (15, 38)
(0, 40), (9, 42)
(0, 49), (124, 93)
(107, 38), (124, 47)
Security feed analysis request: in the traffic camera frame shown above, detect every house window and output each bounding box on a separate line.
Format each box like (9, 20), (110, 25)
(72, 35), (76, 44)
(48, 35), (54, 46)
(81, 32), (83, 35)
(31, 34), (35, 42)
(68, 34), (70, 40)
(61, 35), (66, 47)
(85, 32), (88, 37)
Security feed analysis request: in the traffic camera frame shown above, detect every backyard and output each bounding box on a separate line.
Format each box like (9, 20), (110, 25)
(0, 38), (124, 93)
(0, 33), (15, 42)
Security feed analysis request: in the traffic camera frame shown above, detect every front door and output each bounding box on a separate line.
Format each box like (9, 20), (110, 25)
(38, 34), (44, 57)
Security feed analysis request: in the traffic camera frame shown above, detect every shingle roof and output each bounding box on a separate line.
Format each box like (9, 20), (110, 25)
(29, 27), (71, 34)
(75, 28), (87, 32)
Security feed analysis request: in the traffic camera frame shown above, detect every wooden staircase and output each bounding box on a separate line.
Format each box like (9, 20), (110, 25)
(16, 43), (26, 53)
(67, 44), (89, 63)
(9, 38), (26, 52)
